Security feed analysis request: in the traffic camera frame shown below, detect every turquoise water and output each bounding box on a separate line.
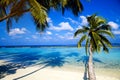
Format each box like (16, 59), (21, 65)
(0, 47), (120, 69)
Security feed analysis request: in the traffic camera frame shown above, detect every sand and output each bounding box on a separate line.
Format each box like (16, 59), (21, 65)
(0, 60), (10, 66)
(1, 64), (120, 80)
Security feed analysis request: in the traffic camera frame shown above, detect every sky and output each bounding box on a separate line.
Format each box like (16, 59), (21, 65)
(0, 0), (120, 46)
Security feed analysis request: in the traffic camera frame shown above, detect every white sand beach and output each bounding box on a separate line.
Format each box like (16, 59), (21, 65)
(1, 64), (120, 80)
(0, 60), (9, 66)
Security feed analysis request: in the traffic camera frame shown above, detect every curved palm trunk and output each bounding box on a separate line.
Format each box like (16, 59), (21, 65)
(88, 45), (96, 80)
(0, 9), (30, 22)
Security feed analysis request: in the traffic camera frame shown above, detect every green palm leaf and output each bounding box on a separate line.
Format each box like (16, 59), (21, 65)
(101, 41), (109, 53)
(75, 14), (114, 54)
(74, 29), (88, 37)
(99, 35), (112, 48)
(0, 0), (83, 32)
(97, 30), (114, 38)
(95, 16), (106, 26)
(29, 0), (48, 31)
(77, 35), (87, 48)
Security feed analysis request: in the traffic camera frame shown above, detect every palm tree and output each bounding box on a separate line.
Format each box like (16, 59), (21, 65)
(74, 14), (114, 80)
(0, 0), (83, 32)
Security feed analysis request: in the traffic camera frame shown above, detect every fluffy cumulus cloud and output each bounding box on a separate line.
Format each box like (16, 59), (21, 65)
(46, 31), (52, 35)
(9, 28), (27, 36)
(108, 21), (119, 29)
(47, 17), (74, 31)
(79, 16), (88, 26)
(50, 22), (74, 31)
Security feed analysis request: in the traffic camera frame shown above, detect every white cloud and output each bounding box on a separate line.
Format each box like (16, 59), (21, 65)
(46, 31), (52, 35)
(47, 17), (52, 23)
(80, 16), (88, 26)
(47, 17), (74, 31)
(9, 28), (27, 36)
(65, 17), (78, 24)
(50, 22), (74, 31)
(59, 22), (74, 31)
(108, 21), (119, 29)
(113, 30), (120, 34)
(56, 32), (74, 40)
(76, 25), (82, 30)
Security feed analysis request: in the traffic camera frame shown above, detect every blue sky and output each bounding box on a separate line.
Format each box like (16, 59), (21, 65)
(0, 0), (120, 46)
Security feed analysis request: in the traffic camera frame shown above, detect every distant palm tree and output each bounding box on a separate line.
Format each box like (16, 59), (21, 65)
(0, 0), (83, 32)
(74, 14), (114, 80)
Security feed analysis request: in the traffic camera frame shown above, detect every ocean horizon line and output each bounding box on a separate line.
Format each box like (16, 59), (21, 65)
(0, 43), (120, 48)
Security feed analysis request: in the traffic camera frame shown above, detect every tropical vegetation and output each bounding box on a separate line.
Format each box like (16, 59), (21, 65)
(74, 14), (114, 80)
(0, 0), (83, 32)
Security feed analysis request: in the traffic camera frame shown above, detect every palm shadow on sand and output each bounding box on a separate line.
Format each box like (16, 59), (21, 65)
(13, 52), (66, 80)
(0, 51), (43, 79)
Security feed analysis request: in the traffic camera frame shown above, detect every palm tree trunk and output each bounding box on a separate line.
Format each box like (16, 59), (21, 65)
(88, 44), (96, 80)
(0, 9), (30, 22)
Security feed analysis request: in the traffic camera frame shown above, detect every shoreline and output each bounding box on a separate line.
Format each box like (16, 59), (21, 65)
(1, 62), (120, 80)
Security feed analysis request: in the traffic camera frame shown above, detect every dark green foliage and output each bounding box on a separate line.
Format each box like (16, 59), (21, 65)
(74, 14), (114, 54)
(0, 0), (83, 32)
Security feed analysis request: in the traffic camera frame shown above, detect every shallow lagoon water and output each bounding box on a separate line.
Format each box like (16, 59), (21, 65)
(0, 47), (120, 69)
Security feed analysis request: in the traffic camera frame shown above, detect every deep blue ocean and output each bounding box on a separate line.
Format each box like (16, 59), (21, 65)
(0, 47), (120, 69)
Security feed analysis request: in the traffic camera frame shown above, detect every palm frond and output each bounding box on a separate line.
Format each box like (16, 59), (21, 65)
(91, 32), (102, 52)
(75, 14), (114, 54)
(87, 14), (96, 28)
(36, 0), (50, 11)
(6, 18), (12, 33)
(103, 46), (109, 53)
(0, 7), (7, 18)
(0, 0), (16, 7)
(96, 24), (111, 31)
(66, 0), (83, 16)
(0, 0), (84, 32)
(50, 0), (83, 16)
(97, 30), (114, 38)
(95, 16), (106, 26)
(74, 29), (88, 37)
(101, 41), (109, 53)
(29, 0), (48, 31)
(83, 26), (89, 30)
(99, 34), (112, 48)
(77, 35), (87, 48)
(97, 42), (101, 53)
